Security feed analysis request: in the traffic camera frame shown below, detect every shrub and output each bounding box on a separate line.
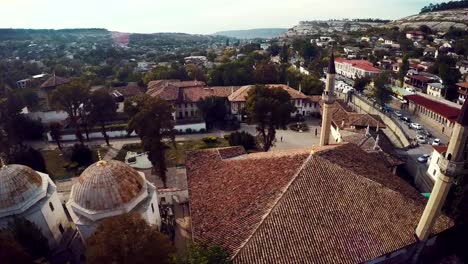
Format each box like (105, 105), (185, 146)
(228, 131), (256, 150)
(289, 122), (309, 132)
(202, 136), (218, 144)
(185, 128), (193, 134)
(71, 144), (93, 166)
(199, 128), (206, 133)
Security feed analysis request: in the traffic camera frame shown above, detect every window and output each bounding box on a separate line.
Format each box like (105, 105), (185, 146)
(151, 203), (155, 213)
(49, 202), (54, 211)
(59, 224), (64, 234)
(433, 169), (436, 176)
(161, 197), (166, 203)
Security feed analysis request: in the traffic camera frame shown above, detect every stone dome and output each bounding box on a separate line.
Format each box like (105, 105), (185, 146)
(0, 164), (43, 210)
(71, 160), (145, 212)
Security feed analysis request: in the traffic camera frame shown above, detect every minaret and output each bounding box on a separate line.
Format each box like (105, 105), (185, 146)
(415, 99), (468, 240)
(319, 50), (337, 146)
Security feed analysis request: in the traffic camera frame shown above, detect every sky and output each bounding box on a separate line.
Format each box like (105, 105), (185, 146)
(0, 0), (447, 34)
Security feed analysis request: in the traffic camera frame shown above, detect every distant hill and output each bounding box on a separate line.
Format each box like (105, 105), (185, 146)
(385, 8), (468, 32)
(213, 28), (288, 39)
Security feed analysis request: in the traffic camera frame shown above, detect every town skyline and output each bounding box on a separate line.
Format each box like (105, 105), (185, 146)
(1, 0), (447, 34)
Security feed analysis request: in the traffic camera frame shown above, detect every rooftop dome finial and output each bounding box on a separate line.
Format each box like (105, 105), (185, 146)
(0, 157), (6, 168)
(96, 150), (107, 166)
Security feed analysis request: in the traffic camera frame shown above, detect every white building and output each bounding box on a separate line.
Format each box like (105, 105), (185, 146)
(0, 164), (72, 249)
(66, 160), (162, 240)
(334, 58), (381, 79)
(427, 146), (446, 183)
(427, 83), (446, 98)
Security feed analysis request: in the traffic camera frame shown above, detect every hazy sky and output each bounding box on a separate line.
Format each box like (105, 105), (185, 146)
(0, 0), (446, 34)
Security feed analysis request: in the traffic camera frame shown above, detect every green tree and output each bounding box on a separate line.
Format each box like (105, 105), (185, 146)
(8, 217), (50, 260)
(280, 44), (289, 64)
(0, 231), (31, 264)
(127, 95), (175, 188)
(227, 131), (256, 150)
(398, 56), (410, 87)
(9, 145), (47, 173)
(353, 76), (371, 92)
(86, 214), (175, 264)
(143, 64), (189, 85)
(51, 79), (90, 144)
(196, 96), (228, 128)
(49, 122), (63, 150)
(253, 62), (278, 84)
(71, 143), (93, 166)
(88, 91), (117, 146)
(371, 73), (392, 106)
(245, 85), (295, 151)
(179, 243), (231, 264)
(186, 64), (206, 81)
(267, 43), (281, 56)
(301, 75), (325, 95)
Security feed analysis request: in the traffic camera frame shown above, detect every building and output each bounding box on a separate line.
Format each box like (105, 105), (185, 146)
(404, 73), (440, 93)
(404, 93), (460, 136)
(227, 84), (319, 120)
(427, 82), (446, 98)
(186, 54), (455, 263)
(66, 160), (161, 240)
(456, 60), (468, 76)
(0, 163), (72, 249)
(456, 82), (468, 104)
(39, 74), (70, 109)
(427, 145), (448, 182)
(334, 58), (381, 79)
(406, 31), (425, 41)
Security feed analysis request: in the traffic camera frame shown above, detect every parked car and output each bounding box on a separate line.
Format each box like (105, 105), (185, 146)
(416, 135), (427, 144)
(432, 138), (441, 146)
(394, 111), (402, 118)
(410, 123), (423, 130)
(420, 129), (432, 138)
(417, 154), (431, 163)
(401, 116), (411, 123)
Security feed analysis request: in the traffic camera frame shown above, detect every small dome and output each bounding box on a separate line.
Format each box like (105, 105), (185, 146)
(0, 164), (43, 210)
(71, 160), (144, 211)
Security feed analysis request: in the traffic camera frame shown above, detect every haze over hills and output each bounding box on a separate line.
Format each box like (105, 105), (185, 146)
(213, 28), (288, 39)
(385, 8), (468, 32)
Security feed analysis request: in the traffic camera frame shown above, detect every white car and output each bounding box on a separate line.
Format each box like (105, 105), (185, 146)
(394, 111), (402, 118)
(432, 138), (441, 146)
(417, 154), (431, 163)
(416, 135), (427, 144)
(410, 123), (423, 130)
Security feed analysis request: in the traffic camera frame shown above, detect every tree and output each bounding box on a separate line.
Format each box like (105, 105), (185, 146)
(9, 145), (47, 173)
(186, 64), (206, 81)
(353, 76), (371, 92)
(267, 43), (281, 56)
(49, 122), (63, 150)
(0, 231), (31, 264)
(280, 44), (289, 64)
(179, 243), (231, 264)
(88, 91), (117, 146)
(253, 62), (278, 84)
(8, 217), (50, 260)
(196, 96), (228, 128)
(71, 143), (93, 167)
(228, 131), (256, 150)
(245, 85), (295, 151)
(86, 213), (175, 264)
(301, 75), (325, 95)
(371, 73), (392, 106)
(127, 95), (175, 188)
(51, 79), (90, 144)
(398, 56), (409, 86)
(430, 55), (462, 100)
(143, 64), (189, 85)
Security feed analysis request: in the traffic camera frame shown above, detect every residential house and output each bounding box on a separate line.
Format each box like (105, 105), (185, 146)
(457, 82), (468, 104)
(457, 60), (468, 76)
(334, 58), (381, 79)
(227, 84), (319, 120)
(403, 73), (440, 93)
(423, 47), (437, 57)
(406, 31), (425, 41)
(39, 73), (70, 109)
(427, 83), (446, 98)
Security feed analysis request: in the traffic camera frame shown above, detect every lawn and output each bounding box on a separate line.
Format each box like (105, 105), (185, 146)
(42, 146), (108, 181)
(114, 137), (229, 167)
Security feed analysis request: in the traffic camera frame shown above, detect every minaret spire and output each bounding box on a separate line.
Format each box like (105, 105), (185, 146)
(416, 99), (468, 240)
(319, 48), (337, 146)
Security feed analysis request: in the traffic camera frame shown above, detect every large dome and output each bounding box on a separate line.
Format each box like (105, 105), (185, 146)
(71, 160), (145, 212)
(0, 164), (43, 210)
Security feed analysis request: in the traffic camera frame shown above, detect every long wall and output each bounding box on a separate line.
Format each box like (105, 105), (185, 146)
(349, 94), (412, 148)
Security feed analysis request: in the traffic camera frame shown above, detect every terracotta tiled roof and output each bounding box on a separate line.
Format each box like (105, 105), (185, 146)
(40, 74), (70, 88)
(404, 94), (460, 121)
(217, 146), (247, 159)
(187, 147), (310, 254)
(433, 145), (448, 154)
(108, 84), (143, 98)
(188, 144), (453, 263)
(406, 74), (433, 83)
(183, 86), (240, 102)
(335, 58), (381, 72)
(457, 82), (468, 89)
(147, 79), (206, 91)
(322, 100), (386, 129)
(228, 84), (308, 102)
(147, 84), (180, 101)
(308, 95), (322, 102)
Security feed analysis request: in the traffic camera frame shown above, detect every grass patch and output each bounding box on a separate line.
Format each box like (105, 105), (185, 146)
(114, 138), (229, 167)
(42, 146), (108, 181)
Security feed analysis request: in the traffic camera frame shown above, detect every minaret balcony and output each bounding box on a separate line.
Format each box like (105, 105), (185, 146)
(322, 92), (336, 104)
(438, 158), (467, 177)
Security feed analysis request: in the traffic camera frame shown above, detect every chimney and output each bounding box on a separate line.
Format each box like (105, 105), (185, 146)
(319, 48), (336, 146)
(299, 83), (302, 93)
(365, 125), (371, 137)
(415, 99), (468, 241)
(231, 86), (234, 95)
(373, 135), (380, 151)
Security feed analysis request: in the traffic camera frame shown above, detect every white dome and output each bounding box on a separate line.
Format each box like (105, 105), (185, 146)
(0, 164), (43, 211)
(70, 160), (145, 212)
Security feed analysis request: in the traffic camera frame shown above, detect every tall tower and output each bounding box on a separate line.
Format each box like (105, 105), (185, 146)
(319, 50), (337, 146)
(416, 100), (468, 240)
